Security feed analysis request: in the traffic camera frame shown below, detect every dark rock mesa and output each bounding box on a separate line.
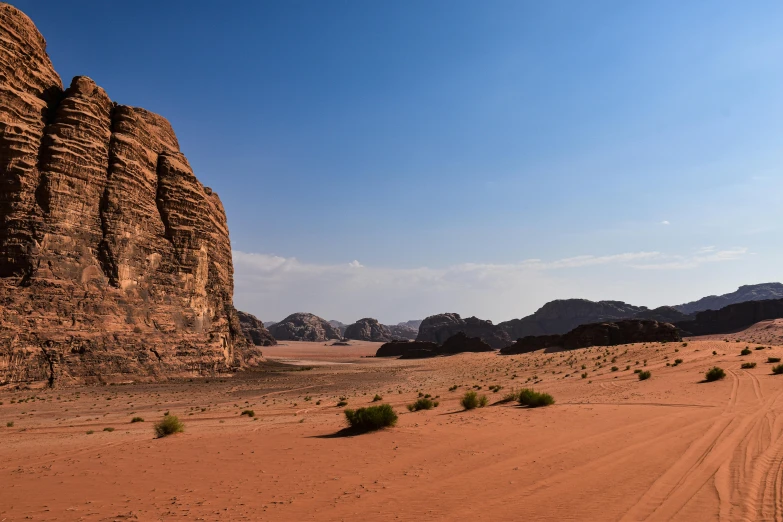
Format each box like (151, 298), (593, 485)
(500, 320), (681, 355)
(376, 332), (492, 359)
(343, 318), (392, 342)
(0, 4), (249, 385)
(416, 313), (511, 349)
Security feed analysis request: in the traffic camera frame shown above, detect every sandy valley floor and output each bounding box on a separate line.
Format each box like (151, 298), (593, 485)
(4, 336), (783, 521)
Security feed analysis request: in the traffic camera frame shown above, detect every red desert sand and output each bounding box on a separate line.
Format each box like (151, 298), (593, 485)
(3, 332), (783, 521)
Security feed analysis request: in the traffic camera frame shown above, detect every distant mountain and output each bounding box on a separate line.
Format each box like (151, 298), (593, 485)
(386, 324), (418, 340)
(328, 320), (348, 335)
(675, 298), (783, 336)
(498, 299), (648, 339)
(673, 283), (783, 315)
(397, 320), (423, 330)
(633, 306), (693, 323)
(268, 313), (342, 342)
(263, 321), (277, 328)
(344, 318), (393, 342)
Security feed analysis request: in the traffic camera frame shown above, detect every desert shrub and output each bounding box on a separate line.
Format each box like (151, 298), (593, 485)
(154, 415), (184, 438)
(461, 391), (488, 410)
(448, 385), (458, 391)
(713, 351), (717, 355)
(344, 404), (397, 432)
(773, 364), (783, 375)
(705, 367), (726, 381)
(741, 348), (752, 356)
(86, 430), (94, 435)
(611, 366), (619, 372)
(407, 397), (436, 411)
(634, 369), (642, 374)
(336, 401), (348, 407)
(741, 362), (757, 369)
(372, 394), (383, 402)
(768, 357), (782, 363)
(103, 427), (115, 432)
(241, 410), (255, 417)
(517, 389), (555, 408)
(674, 359), (683, 365)
(6, 421), (13, 428)
(638, 371), (652, 381)
(755, 346), (765, 350)
(130, 417), (144, 423)
(498, 390), (521, 403)
(581, 372), (588, 379)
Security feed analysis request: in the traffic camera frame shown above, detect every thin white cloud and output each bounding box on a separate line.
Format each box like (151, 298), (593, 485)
(660, 220), (670, 225)
(233, 247), (749, 322)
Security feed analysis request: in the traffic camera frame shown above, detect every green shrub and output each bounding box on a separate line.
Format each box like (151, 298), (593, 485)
(154, 415), (184, 438)
(372, 394), (383, 402)
(705, 367), (726, 381)
(741, 348), (752, 356)
(407, 397), (436, 411)
(769, 357), (782, 363)
(633, 369), (642, 374)
(241, 410), (255, 417)
(638, 371), (652, 381)
(773, 364), (783, 375)
(517, 389), (555, 408)
(498, 390), (520, 403)
(344, 404), (397, 432)
(741, 362), (757, 369)
(461, 391), (488, 410)
(103, 427), (114, 432)
(130, 417), (144, 423)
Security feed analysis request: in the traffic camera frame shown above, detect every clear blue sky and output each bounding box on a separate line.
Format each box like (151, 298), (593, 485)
(15, 0), (783, 322)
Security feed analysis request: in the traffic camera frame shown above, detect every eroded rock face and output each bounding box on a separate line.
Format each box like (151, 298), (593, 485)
(375, 340), (439, 358)
(417, 313), (511, 349)
(0, 4), (248, 385)
(500, 320), (680, 354)
(386, 324), (418, 340)
(268, 313), (342, 342)
(439, 332), (493, 354)
(344, 318), (392, 342)
(237, 311), (277, 347)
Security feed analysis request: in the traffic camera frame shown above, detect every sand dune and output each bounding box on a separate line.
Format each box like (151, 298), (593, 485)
(3, 339), (783, 520)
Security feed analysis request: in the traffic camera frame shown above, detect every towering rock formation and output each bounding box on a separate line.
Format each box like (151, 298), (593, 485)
(0, 4), (247, 385)
(237, 311), (277, 347)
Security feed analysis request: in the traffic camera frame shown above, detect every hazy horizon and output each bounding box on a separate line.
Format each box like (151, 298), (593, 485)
(17, 0), (783, 323)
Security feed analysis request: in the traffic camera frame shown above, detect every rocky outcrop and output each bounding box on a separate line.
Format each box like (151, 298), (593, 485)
(0, 4), (248, 385)
(376, 340), (439, 358)
(439, 332), (493, 354)
(674, 283), (783, 315)
(237, 311), (276, 347)
(386, 324), (418, 340)
(675, 299), (783, 336)
(501, 320), (680, 354)
(268, 313), (342, 342)
(416, 313), (511, 349)
(498, 299), (647, 339)
(397, 319), (422, 331)
(344, 318), (392, 342)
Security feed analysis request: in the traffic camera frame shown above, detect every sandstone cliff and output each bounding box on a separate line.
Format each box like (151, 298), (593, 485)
(673, 283), (783, 315)
(416, 313), (511, 349)
(268, 313), (342, 342)
(0, 4), (248, 385)
(675, 298), (783, 337)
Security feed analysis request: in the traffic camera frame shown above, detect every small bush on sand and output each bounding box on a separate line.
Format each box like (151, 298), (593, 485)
(6, 421), (14, 428)
(705, 367), (726, 381)
(407, 397), (436, 411)
(768, 357), (782, 363)
(773, 364), (783, 375)
(461, 391), (488, 410)
(741, 362), (757, 369)
(611, 366), (619, 372)
(344, 404), (397, 432)
(741, 348), (752, 356)
(336, 400), (348, 407)
(86, 430), (94, 435)
(241, 410), (255, 418)
(154, 415), (184, 438)
(638, 371), (652, 381)
(130, 417), (144, 423)
(103, 427), (114, 432)
(517, 389), (555, 408)
(498, 390), (520, 403)
(372, 394), (383, 402)
(755, 346), (766, 351)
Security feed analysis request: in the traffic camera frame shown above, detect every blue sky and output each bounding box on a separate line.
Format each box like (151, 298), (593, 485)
(16, 0), (783, 322)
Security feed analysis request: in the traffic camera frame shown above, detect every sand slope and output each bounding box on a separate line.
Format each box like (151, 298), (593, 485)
(3, 339), (783, 520)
